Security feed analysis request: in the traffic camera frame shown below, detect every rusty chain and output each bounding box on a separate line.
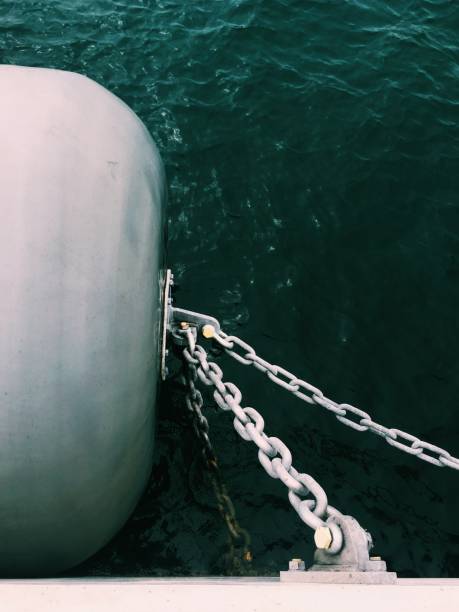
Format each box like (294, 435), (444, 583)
(179, 341), (253, 573)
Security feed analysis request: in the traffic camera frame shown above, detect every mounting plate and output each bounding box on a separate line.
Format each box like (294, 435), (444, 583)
(160, 269), (173, 381)
(280, 570), (397, 584)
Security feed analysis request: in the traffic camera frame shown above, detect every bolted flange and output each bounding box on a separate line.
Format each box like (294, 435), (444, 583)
(281, 515), (397, 584)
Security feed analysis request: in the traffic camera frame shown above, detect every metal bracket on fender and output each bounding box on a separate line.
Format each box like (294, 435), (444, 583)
(168, 307), (221, 341)
(280, 515), (397, 584)
(160, 269), (174, 380)
(160, 269), (221, 379)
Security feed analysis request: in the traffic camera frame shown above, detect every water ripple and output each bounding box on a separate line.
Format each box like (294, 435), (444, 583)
(1, 0), (459, 579)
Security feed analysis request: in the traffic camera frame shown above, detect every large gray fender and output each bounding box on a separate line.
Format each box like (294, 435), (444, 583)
(0, 65), (166, 576)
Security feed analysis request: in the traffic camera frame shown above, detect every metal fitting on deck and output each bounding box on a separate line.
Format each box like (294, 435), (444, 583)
(288, 559), (305, 571)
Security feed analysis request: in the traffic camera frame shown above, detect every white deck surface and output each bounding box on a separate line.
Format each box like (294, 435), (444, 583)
(1, 577), (459, 612)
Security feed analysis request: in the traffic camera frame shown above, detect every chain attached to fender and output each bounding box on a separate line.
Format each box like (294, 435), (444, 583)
(208, 329), (459, 471)
(163, 267), (459, 472)
(167, 296), (458, 562)
(175, 324), (344, 552)
(178, 330), (253, 574)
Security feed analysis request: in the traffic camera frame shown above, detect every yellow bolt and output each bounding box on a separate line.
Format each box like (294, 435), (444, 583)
(314, 526), (333, 550)
(202, 324), (215, 339)
(370, 556), (381, 561)
(180, 322), (190, 330)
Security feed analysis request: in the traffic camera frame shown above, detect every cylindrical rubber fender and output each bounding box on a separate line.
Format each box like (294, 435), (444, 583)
(0, 65), (166, 576)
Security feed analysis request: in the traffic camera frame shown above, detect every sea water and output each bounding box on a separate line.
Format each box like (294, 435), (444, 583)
(1, 0), (458, 577)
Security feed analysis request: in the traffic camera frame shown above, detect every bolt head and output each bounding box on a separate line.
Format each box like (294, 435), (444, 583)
(314, 526), (333, 550)
(180, 322), (190, 330)
(288, 558), (305, 571)
(202, 324), (215, 339)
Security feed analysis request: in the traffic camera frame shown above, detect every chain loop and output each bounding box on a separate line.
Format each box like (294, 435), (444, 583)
(244, 352), (277, 375)
(336, 404), (371, 433)
(385, 429), (423, 456)
(221, 336), (256, 365)
(266, 366), (300, 392)
(411, 440), (453, 467)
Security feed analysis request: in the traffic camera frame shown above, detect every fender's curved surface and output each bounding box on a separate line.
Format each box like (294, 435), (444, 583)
(0, 65), (166, 576)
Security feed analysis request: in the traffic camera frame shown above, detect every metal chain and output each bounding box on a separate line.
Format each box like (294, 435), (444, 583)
(179, 343), (253, 573)
(179, 326), (344, 552)
(210, 330), (459, 471)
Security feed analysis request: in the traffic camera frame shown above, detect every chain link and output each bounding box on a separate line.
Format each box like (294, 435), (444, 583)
(179, 328), (344, 551)
(212, 331), (459, 471)
(179, 338), (253, 574)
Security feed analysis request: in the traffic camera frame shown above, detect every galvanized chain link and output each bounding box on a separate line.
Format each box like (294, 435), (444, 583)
(179, 342), (253, 573)
(179, 326), (344, 552)
(211, 330), (459, 471)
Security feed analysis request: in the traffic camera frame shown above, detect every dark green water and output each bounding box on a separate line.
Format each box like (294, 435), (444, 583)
(1, 0), (459, 577)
